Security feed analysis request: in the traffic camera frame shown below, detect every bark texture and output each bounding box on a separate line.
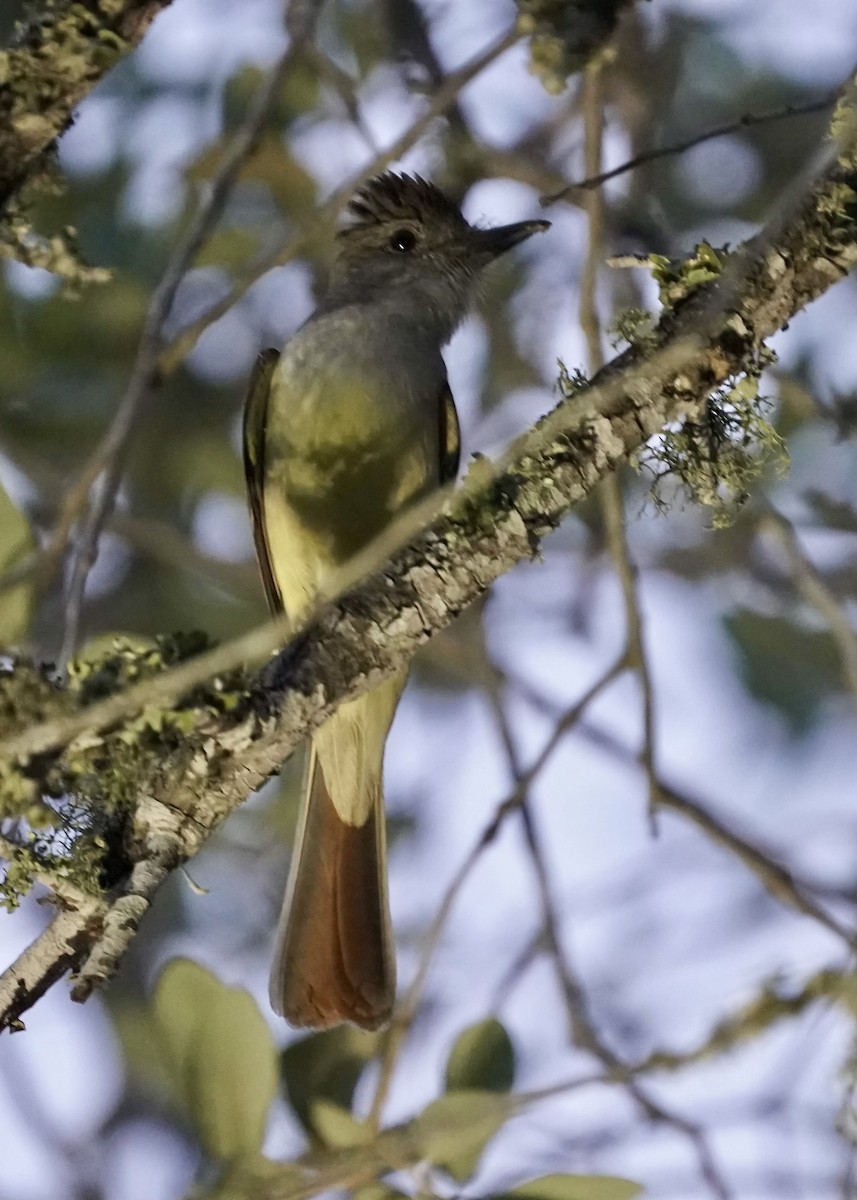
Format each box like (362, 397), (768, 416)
(0, 0), (174, 210)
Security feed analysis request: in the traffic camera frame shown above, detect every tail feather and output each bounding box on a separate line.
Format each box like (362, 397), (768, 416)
(269, 746), (394, 1030)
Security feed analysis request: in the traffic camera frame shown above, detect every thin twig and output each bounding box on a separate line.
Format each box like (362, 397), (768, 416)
(156, 25), (520, 377)
(365, 656), (626, 1131)
(576, 721), (856, 948)
(579, 63), (660, 825)
(481, 550), (732, 1198)
(56, 10), (322, 666)
(541, 91), (840, 205)
(0, 456), (105, 598)
(519, 785), (731, 1198)
(761, 508), (857, 712)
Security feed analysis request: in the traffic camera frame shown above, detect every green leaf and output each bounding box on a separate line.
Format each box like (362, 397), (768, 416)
(445, 1017), (515, 1094)
(153, 958), (278, 1161)
(496, 1174), (643, 1200)
(0, 482), (35, 647)
(310, 1099), (371, 1149)
(352, 1188), (409, 1200)
(281, 1025), (381, 1142)
(416, 1090), (512, 1183)
(724, 609), (844, 734)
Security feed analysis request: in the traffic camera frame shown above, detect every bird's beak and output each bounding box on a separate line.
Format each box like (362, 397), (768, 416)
(472, 219), (550, 259)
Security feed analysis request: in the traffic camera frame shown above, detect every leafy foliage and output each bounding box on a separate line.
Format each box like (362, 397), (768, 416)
(281, 1024), (381, 1143)
(153, 958), (278, 1160)
(444, 1016), (516, 1093)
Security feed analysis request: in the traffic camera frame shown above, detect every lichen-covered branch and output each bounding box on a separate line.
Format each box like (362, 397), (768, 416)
(2, 118), (857, 1031)
(0, 0), (175, 210)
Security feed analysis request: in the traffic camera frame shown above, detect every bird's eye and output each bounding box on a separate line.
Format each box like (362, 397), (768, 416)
(390, 228), (417, 252)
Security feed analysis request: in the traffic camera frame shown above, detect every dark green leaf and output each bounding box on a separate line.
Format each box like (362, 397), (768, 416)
(725, 608), (844, 734)
(416, 1090), (512, 1183)
(281, 1025), (381, 1142)
(353, 1188), (409, 1200)
(153, 958), (278, 1160)
(496, 1173), (642, 1200)
(804, 489), (857, 532)
(310, 1099), (371, 1149)
(445, 1017), (515, 1094)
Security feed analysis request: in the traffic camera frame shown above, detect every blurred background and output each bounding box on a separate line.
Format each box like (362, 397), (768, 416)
(2, 0), (857, 1197)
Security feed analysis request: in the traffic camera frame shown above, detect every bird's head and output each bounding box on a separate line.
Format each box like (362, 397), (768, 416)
(328, 173), (549, 340)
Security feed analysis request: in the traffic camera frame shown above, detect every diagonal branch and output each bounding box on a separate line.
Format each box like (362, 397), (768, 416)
(2, 117), (857, 1029)
(0, 0), (175, 211)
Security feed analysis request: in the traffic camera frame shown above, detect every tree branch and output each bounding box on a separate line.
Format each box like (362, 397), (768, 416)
(0, 0), (175, 211)
(540, 88), (843, 204)
(2, 109), (857, 1030)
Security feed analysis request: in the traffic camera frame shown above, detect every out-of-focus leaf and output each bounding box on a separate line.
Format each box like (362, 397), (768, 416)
(281, 1025), (381, 1141)
(310, 1099), (371, 1149)
(444, 1017), (515, 1094)
(496, 1173), (643, 1200)
(724, 608), (844, 734)
(195, 227), (262, 271)
(153, 958), (278, 1160)
(0, 482), (35, 647)
(221, 61), (321, 130)
(415, 1090), (511, 1182)
(353, 1188), (409, 1200)
(112, 1001), (172, 1096)
(804, 489), (857, 532)
(187, 134), (316, 214)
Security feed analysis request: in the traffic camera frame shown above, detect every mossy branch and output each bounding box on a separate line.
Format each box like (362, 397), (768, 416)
(0, 0), (175, 211)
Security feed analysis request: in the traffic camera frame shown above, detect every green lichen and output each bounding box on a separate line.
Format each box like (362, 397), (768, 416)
(68, 631), (214, 702)
(63, 631), (249, 812)
(0, 632), (254, 910)
(1, 204), (112, 290)
(650, 242), (726, 307)
(816, 180), (857, 219)
(609, 306), (657, 352)
(1, 811), (108, 910)
(636, 360), (788, 528)
(556, 359), (590, 400)
(830, 83), (857, 166)
(2, 3), (127, 134)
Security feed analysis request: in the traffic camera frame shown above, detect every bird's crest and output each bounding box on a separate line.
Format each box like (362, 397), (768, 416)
(339, 173), (466, 236)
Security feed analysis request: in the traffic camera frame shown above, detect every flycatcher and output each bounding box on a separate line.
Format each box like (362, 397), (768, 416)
(243, 172), (548, 1030)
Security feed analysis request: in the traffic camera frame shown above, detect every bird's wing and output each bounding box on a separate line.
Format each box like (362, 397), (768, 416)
(242, 347), (283, 613)
(439, 379), (461, 485)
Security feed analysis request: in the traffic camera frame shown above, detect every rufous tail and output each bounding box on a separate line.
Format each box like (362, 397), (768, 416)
(269, 743), (394, 1030)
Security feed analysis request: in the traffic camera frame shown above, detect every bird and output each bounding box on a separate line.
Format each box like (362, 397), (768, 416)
(243, 172), (549, 1029)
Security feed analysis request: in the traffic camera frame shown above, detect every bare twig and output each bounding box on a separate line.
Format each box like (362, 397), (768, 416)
(577, 721), (855, 947)
(481, 555), (731, 1199)
(0, 461), (99, 598)
(760, 508), (857, 712)
(518, 786), (731, 1198)
(56, 8), (322, 665)
(365, 656), (626, 1130)
(155, 25), (520, 377)
(541, 90), (840, 205)
(0, 901), (104, 1032)
(579, 63), (660, 824)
